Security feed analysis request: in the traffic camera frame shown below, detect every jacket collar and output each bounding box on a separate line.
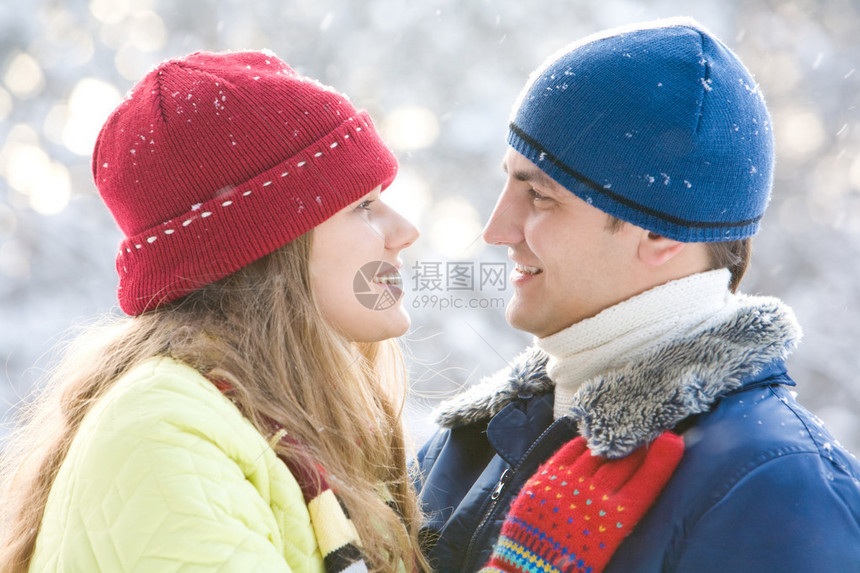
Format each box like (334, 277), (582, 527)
(433, 295), (801, 459)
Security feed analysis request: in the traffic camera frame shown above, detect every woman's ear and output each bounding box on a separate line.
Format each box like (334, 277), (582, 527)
(637, 230), (687, 267)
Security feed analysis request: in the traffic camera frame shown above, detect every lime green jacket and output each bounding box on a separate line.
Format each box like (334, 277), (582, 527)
(30, 357), (325, 572)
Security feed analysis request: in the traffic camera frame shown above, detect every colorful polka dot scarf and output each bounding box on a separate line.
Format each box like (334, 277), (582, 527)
(482, 432), (684, 573)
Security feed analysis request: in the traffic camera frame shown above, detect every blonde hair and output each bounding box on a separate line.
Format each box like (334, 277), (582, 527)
(0, 231), (429, 572)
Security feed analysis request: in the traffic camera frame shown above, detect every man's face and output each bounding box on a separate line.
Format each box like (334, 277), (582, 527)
(483, 149), (644, 337)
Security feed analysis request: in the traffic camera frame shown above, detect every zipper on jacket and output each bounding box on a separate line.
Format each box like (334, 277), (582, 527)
(490, 469), (510, 500)
(459, 420), (568, 573)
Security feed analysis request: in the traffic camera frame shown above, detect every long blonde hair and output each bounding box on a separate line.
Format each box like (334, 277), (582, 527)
(0, 231), (429, 572)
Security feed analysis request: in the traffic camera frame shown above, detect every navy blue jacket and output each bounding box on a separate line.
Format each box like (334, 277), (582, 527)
(415, 298), (860, 572)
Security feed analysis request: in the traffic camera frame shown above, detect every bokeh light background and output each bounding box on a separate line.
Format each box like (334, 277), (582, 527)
(1, 0), (859, 451)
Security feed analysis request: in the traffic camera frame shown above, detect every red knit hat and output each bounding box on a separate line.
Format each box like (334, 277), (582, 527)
(92, 50), (398, 315)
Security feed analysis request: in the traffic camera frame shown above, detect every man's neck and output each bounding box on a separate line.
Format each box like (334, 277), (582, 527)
(536, 269), (737, 420)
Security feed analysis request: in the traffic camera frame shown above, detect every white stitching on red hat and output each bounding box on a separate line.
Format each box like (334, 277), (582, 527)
(118, 124), (361, 261)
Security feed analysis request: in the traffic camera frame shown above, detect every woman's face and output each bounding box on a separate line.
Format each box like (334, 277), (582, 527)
(310, 186), (419, 342)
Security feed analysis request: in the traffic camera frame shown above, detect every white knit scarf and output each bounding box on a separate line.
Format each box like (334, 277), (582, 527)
(537, 269), (739, 420)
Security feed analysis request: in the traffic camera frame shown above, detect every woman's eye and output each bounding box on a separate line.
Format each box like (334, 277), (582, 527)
(357, 199), (374, 210)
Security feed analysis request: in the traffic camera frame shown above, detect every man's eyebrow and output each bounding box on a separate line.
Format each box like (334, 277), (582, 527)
(501, 159), (562, 192)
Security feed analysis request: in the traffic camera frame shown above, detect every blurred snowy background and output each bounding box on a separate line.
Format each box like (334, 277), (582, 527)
(1, 0), (859, 452)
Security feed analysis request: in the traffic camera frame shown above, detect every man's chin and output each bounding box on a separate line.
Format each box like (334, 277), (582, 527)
(505, 301), (546, 338)
(506, 298), (574, 339)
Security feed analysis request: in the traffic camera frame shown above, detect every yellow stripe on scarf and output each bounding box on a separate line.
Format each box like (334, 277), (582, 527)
(308, 489), (363, 554)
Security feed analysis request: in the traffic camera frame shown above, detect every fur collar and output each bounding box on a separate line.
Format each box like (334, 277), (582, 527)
(433, 295), (801, 458)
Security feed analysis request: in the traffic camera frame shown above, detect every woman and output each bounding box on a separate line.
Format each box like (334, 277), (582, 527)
(0, 50), (428, 572)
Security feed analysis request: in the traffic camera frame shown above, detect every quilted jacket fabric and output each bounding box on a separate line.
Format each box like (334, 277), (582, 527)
(30, 357), (325, 572)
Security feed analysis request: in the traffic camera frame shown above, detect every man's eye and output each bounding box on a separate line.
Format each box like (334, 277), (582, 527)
(527, 188), (546, 201)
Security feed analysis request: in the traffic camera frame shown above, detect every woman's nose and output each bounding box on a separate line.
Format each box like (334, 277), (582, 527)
(387, 209), (419, 251)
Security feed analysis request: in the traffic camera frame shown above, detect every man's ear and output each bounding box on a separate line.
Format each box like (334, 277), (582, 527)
(637, 230), (686, 267)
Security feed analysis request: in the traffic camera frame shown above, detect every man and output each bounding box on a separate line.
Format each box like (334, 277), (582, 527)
(415, 18), (860, 572)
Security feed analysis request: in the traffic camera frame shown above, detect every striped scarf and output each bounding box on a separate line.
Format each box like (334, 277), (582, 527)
(270, 424), (370, 573)
(210, 379), (369, 572)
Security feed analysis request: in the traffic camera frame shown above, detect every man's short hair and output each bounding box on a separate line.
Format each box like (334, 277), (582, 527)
(605, 215), (751, 293)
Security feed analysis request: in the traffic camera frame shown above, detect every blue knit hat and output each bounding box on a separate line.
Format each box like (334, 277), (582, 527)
(508, 18), (774, 242)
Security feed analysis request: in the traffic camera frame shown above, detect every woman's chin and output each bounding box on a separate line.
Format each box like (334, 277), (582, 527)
(375, 306), (411, 340)
(349, 306), (411, 343)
